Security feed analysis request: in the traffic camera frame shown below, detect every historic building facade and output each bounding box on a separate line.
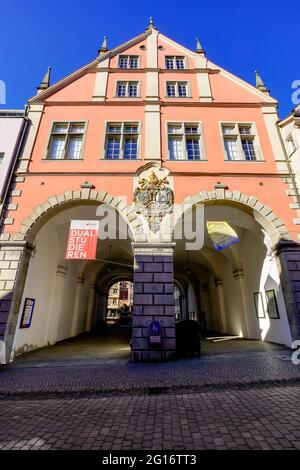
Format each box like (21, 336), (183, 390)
(1, 20), (300, 363)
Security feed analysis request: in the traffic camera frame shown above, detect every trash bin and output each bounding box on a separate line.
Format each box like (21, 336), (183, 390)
(176, 320), (201, 357)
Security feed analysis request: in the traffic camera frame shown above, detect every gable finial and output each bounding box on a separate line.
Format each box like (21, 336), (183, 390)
(196, 37), (205, 55)
(37, 66), (51, 93)
(98, 35), (108, 55)
(146, 16), (157, 30)
(254, 70), (270, 94)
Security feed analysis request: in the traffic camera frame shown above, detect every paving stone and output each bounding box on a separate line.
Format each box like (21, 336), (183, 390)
(0, 335), (299, 450)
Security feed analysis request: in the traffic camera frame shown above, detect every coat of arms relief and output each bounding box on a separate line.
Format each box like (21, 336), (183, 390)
(133, 171), (174, 233)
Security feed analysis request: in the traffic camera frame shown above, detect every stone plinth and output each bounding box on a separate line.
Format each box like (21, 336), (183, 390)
(132, 243), (176, 362)
(275, 240), (300, 341)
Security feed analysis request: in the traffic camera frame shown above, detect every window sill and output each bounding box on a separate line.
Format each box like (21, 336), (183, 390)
(167, 159), (208, 162)
(100, 158), (142, 161)
(224, 159), (265, 162)
(43, 158), (84, 161)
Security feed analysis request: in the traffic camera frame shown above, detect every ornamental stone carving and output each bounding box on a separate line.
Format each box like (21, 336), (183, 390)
(133, 170), (174, 233)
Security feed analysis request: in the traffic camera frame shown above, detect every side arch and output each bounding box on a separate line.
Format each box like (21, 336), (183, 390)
(173, 189), (291, 244)
(13, 189), (145, 243)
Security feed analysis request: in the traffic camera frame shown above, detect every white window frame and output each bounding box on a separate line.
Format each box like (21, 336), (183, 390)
(166, 81), (190, 98)
(165, 56), (186, 70)
(115, 81), (140, 98)
(103, 121), (141, 160)
(220, 122), (263, 161)
(166, 122), (206, 161)
(118, 55), (140, 69)
(45, 121), (87, 160)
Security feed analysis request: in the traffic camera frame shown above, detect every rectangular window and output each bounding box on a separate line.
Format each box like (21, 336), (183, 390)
(119, 56), (128, 68)
(105, 122), (139, 160)
(0, 152), (5, 163)
(178, 83), (187, 97)
(166, 81), (188, 97)
(168, 125), (182, 134)
(107, 124), (122, 134)
(176, 57), (185, 69)
(222, 125), (236, 135)
(167, 82), (176, 97)
(186, 138), (200, 160)
(165, 56), (186, 69)
(119, 55), (139, 69)
(49, 136), (65, 159)
(241, 139), (256, 160)
(165, 57), (174, 69)
(222, 123), (260, 161)
(124, 124), (138, 134)
(265, 290), (280, 319)
(106, 138), (120, 159)
(130, 57), (139, 69)
(116, 81), (139, 97)
(128, 82), (138, 97)
(117, 82), (127, 97)
(66, 136), (83, 160)
(224, 139), (239, 161)
(169, 137), (184, 160)
(124, 137), (138, 159)
(167, 123), (203, 160)
(47, 122), (85, 160)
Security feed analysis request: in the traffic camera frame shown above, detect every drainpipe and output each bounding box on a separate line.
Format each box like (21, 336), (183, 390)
(0, 106), (29, 227)
(276, 121), (300, 209)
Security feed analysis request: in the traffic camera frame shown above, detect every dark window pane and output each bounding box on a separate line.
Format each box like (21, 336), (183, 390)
(124, 138), (137, 159)
(186, 138), (200, 160)
(241, 139), (256, 160)
(106, 138), (120, 159)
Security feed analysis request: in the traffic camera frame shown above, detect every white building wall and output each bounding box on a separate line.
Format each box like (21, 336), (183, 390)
(241, 231), (292, 347)
(221, 262), (243, 336)
(279, 113), (300, 191)
(0, 112), (25, 202)
(12, 222), (59, 355)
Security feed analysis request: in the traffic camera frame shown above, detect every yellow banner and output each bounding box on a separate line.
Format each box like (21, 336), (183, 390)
(207, 221), (240, 251)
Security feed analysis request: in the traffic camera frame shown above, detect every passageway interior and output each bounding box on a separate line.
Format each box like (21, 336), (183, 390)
(12, 201), (293, 362)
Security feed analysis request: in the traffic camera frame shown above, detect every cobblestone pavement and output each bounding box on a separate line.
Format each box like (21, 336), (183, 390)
(0, 334), (300, 450)
(0, 384), (300, 450)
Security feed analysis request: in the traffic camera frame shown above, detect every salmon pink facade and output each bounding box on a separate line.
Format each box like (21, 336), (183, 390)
(0, 22), (300, 363)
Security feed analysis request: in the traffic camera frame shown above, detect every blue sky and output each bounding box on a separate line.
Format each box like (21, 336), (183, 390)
(0, 0), (299, 117)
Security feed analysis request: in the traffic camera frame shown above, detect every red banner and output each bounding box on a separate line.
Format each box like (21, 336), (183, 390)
(65, 220), (99, 260)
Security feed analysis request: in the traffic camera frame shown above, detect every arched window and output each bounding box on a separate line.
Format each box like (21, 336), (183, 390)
(106, 280), (133, 325)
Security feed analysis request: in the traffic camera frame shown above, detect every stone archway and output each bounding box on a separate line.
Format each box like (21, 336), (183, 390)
(172, 190), (299, 345)
(172, 189), (291, 245)
(0, 191), (139, 363)
(13, 188), (144, 243)
(93, 269), (134, 328)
